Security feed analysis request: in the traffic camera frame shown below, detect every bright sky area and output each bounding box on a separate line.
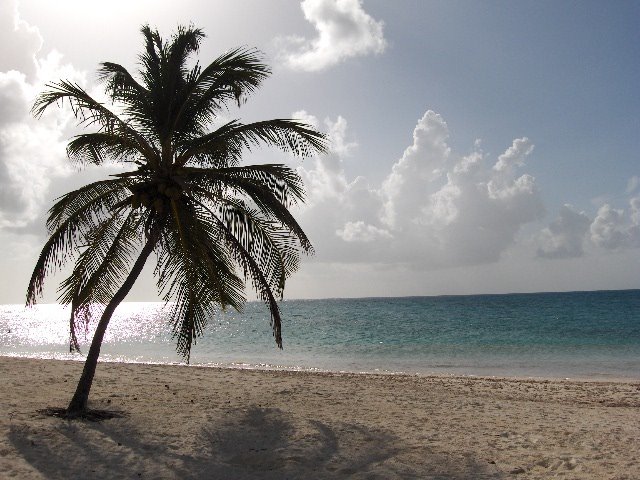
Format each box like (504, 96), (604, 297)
(0, 0), (638, 302)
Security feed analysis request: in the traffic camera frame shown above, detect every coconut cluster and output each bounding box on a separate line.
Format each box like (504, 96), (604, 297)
(129, 171), (187, 215)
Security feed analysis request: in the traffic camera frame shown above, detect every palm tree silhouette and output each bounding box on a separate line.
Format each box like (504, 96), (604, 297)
(26, 25), (327, 418)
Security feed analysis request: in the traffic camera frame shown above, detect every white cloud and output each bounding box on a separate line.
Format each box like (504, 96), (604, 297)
(0, 0), (85, 230)
(590, 204), (626, 249)
(0, 0), (42, 79)
(492, 137), (534, 172)
(535, 188), (640, 258)
(0, 115), (70, 229)
(296, 110), (545, 268)
(294, 113), (360, 205)
(336, 221), (391, 242)
(590, 199), (640, 250)
(380, 112), (544, 266)
(291, 110), (320, 130)
(536, 204), (591, 259)
(631, 196), (640, 226)
(381, 110), (451, 228)
(280, 0), (386, 72)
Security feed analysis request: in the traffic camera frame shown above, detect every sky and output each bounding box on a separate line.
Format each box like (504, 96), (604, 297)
(0, 0), (638, 303)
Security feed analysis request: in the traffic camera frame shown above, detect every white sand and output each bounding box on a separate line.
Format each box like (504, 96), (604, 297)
(0, 356), (638, 479)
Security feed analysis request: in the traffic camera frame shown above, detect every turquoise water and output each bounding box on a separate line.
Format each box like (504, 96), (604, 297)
(1, 290), (639, 379)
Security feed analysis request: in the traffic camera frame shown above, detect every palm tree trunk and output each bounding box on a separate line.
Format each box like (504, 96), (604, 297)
(66, 237), (156, 417)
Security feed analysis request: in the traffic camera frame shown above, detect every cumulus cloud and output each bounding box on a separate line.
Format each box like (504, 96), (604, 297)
(0, 0), (42, 80)
(297, 112), (638, 269)
(293, 112), (354, 202)
(380, 110), (451, 228)
(336, 220), (392, 242)
(535, 184), (640, 258)
(536, 204), (591, 259)
(293, 113), (388, 261)
(382, 113), (544, 266)
(0, 0), (84, 230)
(279, 0), (386, 71)
(631, 197), (640, 226)
(590, 198), (640, 250)
(296, 110), (545, 268)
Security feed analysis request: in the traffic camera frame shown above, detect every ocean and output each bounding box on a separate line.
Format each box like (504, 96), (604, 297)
(1, 289), (639, 380)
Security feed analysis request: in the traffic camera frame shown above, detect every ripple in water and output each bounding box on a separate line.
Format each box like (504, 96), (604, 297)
(1, 290), (639, 379)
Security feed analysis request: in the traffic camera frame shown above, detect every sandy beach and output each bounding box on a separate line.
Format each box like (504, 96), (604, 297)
(0, 356), (638, 479)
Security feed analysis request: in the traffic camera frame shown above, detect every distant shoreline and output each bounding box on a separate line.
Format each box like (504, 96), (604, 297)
(4, 286), (639, 305)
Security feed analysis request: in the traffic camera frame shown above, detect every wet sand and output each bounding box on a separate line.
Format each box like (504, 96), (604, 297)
(0, 356), (638, 479)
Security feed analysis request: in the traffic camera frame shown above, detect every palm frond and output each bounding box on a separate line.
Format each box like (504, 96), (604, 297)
(215, 215), (285, 347)
(168, 47), (270, 140)
(66, 133), (147, 166)
(46, 179), (131, 232)
(136, 25), (207, 144)
(58, 209), (142, 307)
(155, 198), (244, 360)
(96, 62), (155, 137)
(97, 62), (147, 101)
(192, 174), (313, 253)
(27, 180), (133, 306)
(139, 25), (163, 90)
(32, 81), (159, 164)
(167, 25), (204, 75)
(196, 199), (307, 347)
(213, 200), (298, 290)
(186, 164), (306, 206)
(196, 47), (270, 107)
(176, 119), (328, 167)
(59, 210), (142, 351)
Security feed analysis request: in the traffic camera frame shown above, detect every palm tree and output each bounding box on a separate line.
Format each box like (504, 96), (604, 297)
(26, 25), (326, 418)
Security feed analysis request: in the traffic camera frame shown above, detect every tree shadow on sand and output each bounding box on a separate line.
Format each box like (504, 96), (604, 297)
(8, 405), (505, 479)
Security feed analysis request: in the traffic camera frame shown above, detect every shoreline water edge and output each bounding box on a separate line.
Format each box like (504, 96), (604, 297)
(1, 352), (638, 383)
(2, 290), (639, 381)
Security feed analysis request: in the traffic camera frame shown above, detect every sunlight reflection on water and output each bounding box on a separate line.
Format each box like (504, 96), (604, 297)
(1, 291), (639, 380)
(0, 304), (70, 347)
